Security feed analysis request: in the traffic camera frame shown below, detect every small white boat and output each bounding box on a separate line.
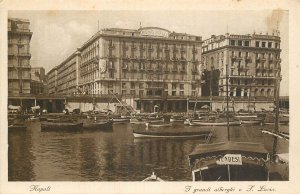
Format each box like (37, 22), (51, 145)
(142, 172), (164, 182)
(133, 130), (211, 138)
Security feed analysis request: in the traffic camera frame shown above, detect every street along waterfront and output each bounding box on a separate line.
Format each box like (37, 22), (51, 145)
(8, 121), (288, 181)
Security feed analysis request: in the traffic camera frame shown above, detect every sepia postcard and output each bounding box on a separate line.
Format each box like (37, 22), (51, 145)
(0, 0), (300, 194)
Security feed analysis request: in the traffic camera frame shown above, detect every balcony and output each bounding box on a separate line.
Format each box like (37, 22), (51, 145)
(191, 68), (198, 74)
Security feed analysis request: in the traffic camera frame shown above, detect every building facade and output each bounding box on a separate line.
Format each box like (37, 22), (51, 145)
(30, 67), (46, 94)
(46, 67), (58, 94)
(48, 27), (202, 112)
(201, 33), (281, 99)
(56, 51), (81, 95)
(8, 18), (32, 94)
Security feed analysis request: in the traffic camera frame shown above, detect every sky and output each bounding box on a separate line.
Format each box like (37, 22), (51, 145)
(8, 10), (289, 96)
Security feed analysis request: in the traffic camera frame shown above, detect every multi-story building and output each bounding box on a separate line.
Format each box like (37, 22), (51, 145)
(56, 50), (81, 95)
(30, 67), (46, 94)
(31, 67), (45, 82)
(77, 27), (202, 112)
(46, 66), (58, 94)
(201, 33), (281, 99)
(8, 18), (32, 94)
(47, 27), (202, 112)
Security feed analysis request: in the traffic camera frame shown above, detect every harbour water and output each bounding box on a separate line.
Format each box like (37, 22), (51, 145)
(8, 121), (288, 181)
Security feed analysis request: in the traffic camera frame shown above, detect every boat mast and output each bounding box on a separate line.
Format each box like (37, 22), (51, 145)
(272, 64), (281, 160)
(226, 63), (230, 141)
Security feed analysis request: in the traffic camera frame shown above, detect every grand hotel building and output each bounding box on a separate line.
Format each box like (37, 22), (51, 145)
(47, 27), (202, 112)
(201, 33), (281, 100)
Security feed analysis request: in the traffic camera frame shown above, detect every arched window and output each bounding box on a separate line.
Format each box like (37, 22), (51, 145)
(261, 89), (265, 96)
(254, 88), (258, 96)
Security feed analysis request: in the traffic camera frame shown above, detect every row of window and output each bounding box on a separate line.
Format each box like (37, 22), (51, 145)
(229, 39), (279, 49)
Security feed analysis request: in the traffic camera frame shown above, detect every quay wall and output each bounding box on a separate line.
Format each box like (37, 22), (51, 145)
(212, 101), (274, 112)
(66, 100), (274, 113)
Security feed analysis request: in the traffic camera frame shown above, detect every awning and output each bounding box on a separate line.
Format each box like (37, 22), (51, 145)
(31, 105), (40, 110)
(189, 141), (269, 165)
(8, 105), (21, 110)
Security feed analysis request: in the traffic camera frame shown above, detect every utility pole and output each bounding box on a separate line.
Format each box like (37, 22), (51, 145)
(248, 76), (253, 112)
(210, 66), (214, 112)
(226, 64), (230, 141)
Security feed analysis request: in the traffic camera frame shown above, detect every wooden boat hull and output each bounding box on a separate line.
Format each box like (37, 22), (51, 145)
(83, 121), (113, 130)
(112, 118), (130, 123)
(133, 130), (211, 138)
(145, 123), (172, 128)
(41, 122), (83, 132)
(241, 120), (262, 124)
(170, 118), (185, 122)
(130, 118), (164, 124)
(188, 121), (241, 126)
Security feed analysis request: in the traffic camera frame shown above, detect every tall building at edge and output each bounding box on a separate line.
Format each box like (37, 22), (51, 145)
(47, 27), (202, 112)
(8, 18), (33, 94)
(201, 33), (281, 99)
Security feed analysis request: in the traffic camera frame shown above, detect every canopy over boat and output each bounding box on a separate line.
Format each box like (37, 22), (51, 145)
(188, 141), (269, 166)
(276, 153), (289, 164)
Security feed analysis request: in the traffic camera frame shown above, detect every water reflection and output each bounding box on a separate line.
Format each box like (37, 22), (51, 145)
(8, 122), (288, 181)
(8, 127), (35, 181)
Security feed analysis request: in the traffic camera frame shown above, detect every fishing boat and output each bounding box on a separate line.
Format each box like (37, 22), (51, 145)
(130, 117), (164, 124)
(111, 118), (130, 123)
(234, 115), (263, 125)
(261, 129), (289, 141)
(186, 118), (241, 126)
(41, 119), (83, 132)
(145, 122), (172, 128)
(188, 141), (270, 181)
(83, 119), (113, 130)
(132, 129), (211, 138)
(262, 114), (289, 125)
(142, 172), (164, 182)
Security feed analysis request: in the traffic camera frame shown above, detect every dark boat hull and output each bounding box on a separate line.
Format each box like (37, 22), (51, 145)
(41, 122), (83, 132)
(83, 121), (113, 130)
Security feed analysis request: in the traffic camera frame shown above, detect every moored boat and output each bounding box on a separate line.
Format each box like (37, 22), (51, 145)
(188, 141), (270, 181)
(130, 117), (164, 124)
(186, 119), (241, 126)
(41, 121), (83, 132)
(133, 129), (211, 138)
(83, 119), (113, 130)
(142, 172), (164, 182)
(111, 117), (130, 123)
(145, 122), (172, 128)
